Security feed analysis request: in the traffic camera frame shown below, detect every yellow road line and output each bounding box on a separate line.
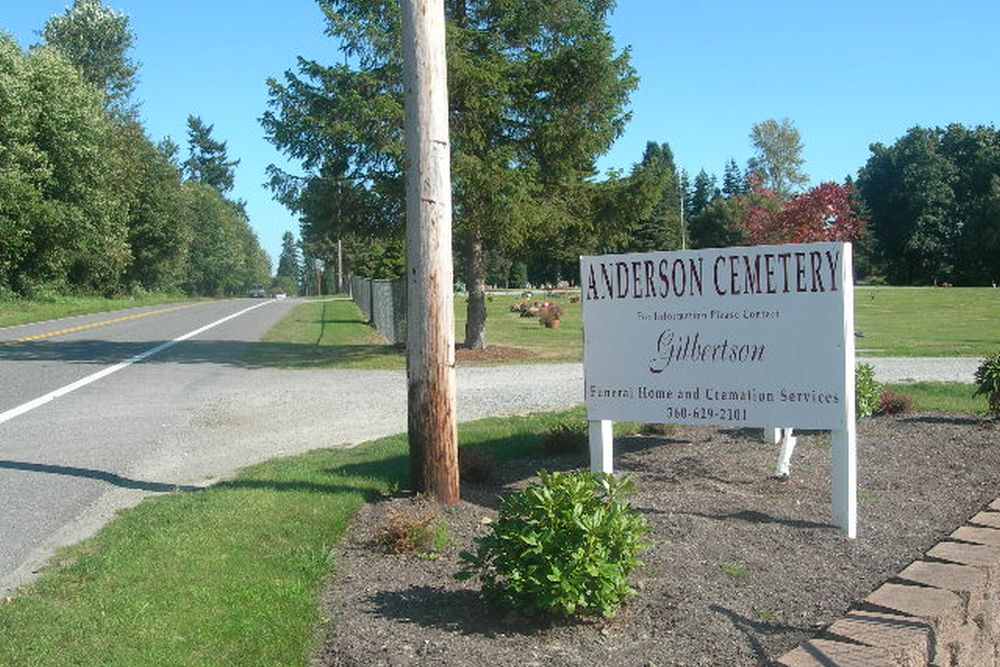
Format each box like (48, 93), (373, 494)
(2, 304), (198, 345)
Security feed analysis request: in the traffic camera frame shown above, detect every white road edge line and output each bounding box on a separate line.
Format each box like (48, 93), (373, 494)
(0, 301), (272, 427)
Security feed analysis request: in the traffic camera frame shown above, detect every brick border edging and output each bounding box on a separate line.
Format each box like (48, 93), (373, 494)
(777, 498), (1000, 666)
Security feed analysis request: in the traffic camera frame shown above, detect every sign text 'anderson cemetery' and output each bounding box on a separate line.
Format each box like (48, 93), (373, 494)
(581, 242), (857, 536)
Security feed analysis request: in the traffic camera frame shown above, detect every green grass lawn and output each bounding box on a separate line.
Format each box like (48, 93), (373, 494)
(246, 298), (405, 370)
(854, 287), (999, 357)
(457, 292), (582, 361)
(0, 293), (195, 329)
(884, 382), (987, 414)
(0, 409), (580, 667)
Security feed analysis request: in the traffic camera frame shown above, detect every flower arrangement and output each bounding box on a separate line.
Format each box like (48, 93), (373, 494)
(538, 302), (563, 328)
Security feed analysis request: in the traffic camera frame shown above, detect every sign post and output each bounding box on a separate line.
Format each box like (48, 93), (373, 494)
(582, 242), (857, 537)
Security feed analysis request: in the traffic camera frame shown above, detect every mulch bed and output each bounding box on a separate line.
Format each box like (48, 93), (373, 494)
(312, 414), (999, 667)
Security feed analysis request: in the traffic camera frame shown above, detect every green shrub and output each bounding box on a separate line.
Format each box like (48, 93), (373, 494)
(974, 352), (1000, 419)
(855, 363), (882, 418)
(457, 470), (649, 618)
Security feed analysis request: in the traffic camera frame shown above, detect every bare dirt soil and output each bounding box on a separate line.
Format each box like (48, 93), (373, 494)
(312, 414), (998, 667)
(455, 345), (537, 364)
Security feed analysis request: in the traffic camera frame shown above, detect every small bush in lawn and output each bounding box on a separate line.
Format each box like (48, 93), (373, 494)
(877, 389), (914, 415)
(459, 447), (499, 485)
(542, 420), (587, 456)
(855, 363), (882, 418)
(974, 352), (1000, 420)
(373, 505), (449, 559)
(457, 470), (649, 618)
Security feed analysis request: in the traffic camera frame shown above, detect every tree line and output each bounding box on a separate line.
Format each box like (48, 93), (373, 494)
(265, 2), (999, 338)
(0, 0), (270, 299)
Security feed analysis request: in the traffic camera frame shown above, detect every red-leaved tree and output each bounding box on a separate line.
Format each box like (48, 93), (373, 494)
(734, 181), (866, 245)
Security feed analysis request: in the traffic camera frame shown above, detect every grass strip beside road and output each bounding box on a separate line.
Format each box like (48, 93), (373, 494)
(0, 294), (196, 329)
(247, 299), (405, 369)
(0, 409), (577, 667)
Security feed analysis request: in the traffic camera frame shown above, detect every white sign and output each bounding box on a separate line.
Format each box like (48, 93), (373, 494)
(314, 258), (325, 271)
(581, 242), (857, 537)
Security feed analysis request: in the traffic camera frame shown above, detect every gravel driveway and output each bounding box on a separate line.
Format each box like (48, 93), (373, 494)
(858, 356), (981, 383)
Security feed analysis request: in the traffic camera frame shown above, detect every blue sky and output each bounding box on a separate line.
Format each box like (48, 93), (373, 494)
(5, 1), (999, 265)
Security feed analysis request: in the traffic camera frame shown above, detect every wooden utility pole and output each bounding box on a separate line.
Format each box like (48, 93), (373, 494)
(401, 0), (459, 504)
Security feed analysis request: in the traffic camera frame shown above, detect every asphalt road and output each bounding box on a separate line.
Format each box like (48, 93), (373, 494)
(0, 299), (584, 597)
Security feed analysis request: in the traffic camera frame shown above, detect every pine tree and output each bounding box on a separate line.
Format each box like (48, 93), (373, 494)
(689, 169), (718, 218)
(263, 0), (636, 348)
(183, 115), (239, 194)
(722, 158), (745, 198)
(630, 142), (682, 251)
(276, 231), (302, 285)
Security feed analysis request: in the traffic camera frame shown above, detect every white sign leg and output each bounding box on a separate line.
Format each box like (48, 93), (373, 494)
(831, 428), (857, 539)
(588, 419), (613, 474)
(775, 428), (797, 478)
(763, 427), (781, 444)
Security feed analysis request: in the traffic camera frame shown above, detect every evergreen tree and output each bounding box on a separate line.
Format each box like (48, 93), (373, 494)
(689, 169), (718, 218)
(263, 0), (636, 348)
(629, 142), (682, 251)
(276, 231), (302, 286)
(688, 197), (746, 249)
(722, 158), (746, 197)
(184, 115), (239, 193)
